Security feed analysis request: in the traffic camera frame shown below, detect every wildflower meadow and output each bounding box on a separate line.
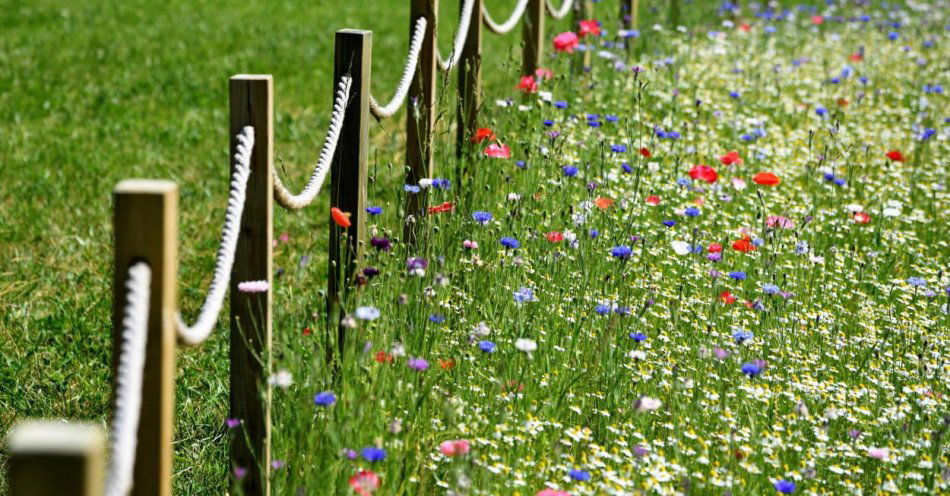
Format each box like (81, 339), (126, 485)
(1, 0), (948, 495)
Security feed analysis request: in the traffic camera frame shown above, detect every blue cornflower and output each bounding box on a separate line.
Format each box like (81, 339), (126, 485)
(516, 160), (527, 168)
(360, 447), (386, 462)
(569, 469), (591, 481)
(586, 114), (599, 120)
(733, 330), (754, 344)
(588, 120), (602, 128)
(313, 391), (336, 406)
(795, 241), (809, 254)
(611, 246), (632, 259)
(815, 107), (827, 116)
(833, 178), (846, 186)
(615, 306), (631, 315)
(823, 172), (836, 182)
(543, 119), (554, 126)
(365, 206), (383, 215)
(762, 284), (780, 295)
(404, 184), (421, 193)
(478, 340), (496, 353)
(684, 207), (700, 217)
(774, 479), (796, 494)
(431, 178), (450, 189)
(621, 163), (632, 173)
(919, 128), (936, 141)
(663, 220), (677, 227)
(629, 332), (647, 342)
(513, 287), (535, 304)
(859, 76), (868, 85)
(589, 229), (599, 238)
(554, 100), (568, 108)
(729, 271), (747, 281)
(887, 31), (899, 41)
(605, 115), (619, 122)
(740, 133), (755, 141)
(429, 314), (446, 323)
(729, 91), (740, 99)
(595, 304), (611, 315)
(689, 244), (704, 255)
(500, 237), (520, 249)
(752, 238), (765, 247)
(562, 165), (579, 177)
(472, 211), (493, 224)
(676, 178), (691, 187)
(907, 277), (926, 287)
(741, 363), (762, 377)
(611, 144), (627, 153)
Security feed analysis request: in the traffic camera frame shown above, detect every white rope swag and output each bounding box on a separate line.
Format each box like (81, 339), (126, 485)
(105, 262), (151, 496)
(545, 0), (572, 20)
(369, 17), (428, 119)
(437, 0), (476, 71)
(176, 126), (255, 346)
(274, 75), (352, 209)
(482, 0), (530, 34)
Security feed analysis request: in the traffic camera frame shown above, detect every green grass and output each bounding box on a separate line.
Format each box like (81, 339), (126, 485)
(2, 0), (946, 495)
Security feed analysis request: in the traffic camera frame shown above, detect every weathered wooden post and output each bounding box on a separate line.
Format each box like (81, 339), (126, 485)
(7, 421), (106, 496)
(328, 29), (371, 357)
(405, 0), (438, 244)
(522, 0), (544, 78)
(457, 0), (482, 159)
(113, 179), (178, 496)
(229, 74), (273, 496)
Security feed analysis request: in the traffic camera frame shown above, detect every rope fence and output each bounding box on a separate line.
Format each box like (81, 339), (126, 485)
(4, 1), (628, 495)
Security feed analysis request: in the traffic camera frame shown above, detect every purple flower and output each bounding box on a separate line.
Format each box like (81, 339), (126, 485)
(225, 418), (242, 429)
(313, 391), (336, 406)
(408, 358), (429, 371)
(370, 237), (392, 251)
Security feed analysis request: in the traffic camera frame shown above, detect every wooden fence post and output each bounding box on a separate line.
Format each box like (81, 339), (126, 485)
(522, 0), (544, 79)
(404, 0), (438, 244)
(457, 0), (482, 159)
(7, 421), (105, 496)
(113, 179), (178, 496)
(229, 74), (273, 496)
(328, 29), (371, 358)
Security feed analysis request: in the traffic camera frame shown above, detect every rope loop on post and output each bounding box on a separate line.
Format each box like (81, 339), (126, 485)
(436, 0), (476, 71)
(369, 17), (428, 119)
(545, 0), (572, 19)
(482, 0), (530, 34)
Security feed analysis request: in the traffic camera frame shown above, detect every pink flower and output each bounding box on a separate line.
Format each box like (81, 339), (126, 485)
(578, 19), (601, 37)
(438, 439), (471, 457)
(552, 32), (579, 53)
(535, 67), (554, 80)
(348, 471), (381, 496)
(537, 489), (571, 496)
(484, 144), (511, 158)
(238, 280), (269, 293)
(766, 215), (794, 229)
(463, 239), (478, 250)
(867, 447), (888, 460)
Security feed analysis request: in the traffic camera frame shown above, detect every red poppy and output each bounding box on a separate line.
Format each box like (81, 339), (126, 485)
(439, 358), (456, 370)
(302, 327), (312, 336)
(517, 75), (538, 94)
(331, 207), (351, 228)
(348, 470), (381, 496)
(837, 97), (849, 107)
(484, 144), (511, 158)
(578, 20), (601, 37)
(739, 23), (752, 32)
(849, 52), (863, 62)
(470, 127), (496, 143)
(689, 165), (718, 183)
(720, 291), (736, 304)
(645, 195), (661, 206)
(594, 196), (614, 209)
(886, 149), (904, 162)
(552, 31), (579, 53)
(732, 237), (756, 252)
(546, 231), (564, 243)
(752, 172), (781, 186)
(428, 202), (454, 214)
(853, 211), (871, 224)
(719, 151), (742, 166)
(374, 351), (393, 364)
(639, 147), (651, 158)
(811, 15), (824, 25)
(708, 243), (723, 253)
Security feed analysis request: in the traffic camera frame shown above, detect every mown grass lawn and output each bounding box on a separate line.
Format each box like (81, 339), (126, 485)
(2, 0), (946, 495)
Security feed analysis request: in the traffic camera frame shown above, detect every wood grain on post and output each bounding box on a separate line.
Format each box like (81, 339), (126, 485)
(522, 0), (544, 79)
(404, 0), (438, 244)
(456, 0), (482, 159)
(328, 30), (370, 359)
(7, 421), (105, 496)
(113, 179), (178, 496)
(228, 75), (273, 496)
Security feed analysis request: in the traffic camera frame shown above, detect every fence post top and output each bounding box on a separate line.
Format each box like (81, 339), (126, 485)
(337, 28), (372, 36)
(230, 74), (273, 81)
(7, 421), (105, 455)
(115, 179), (178, 195)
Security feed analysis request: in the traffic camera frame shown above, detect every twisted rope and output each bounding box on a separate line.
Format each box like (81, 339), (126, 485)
(437, 0), (476, 71)
(369, 17), (428, 119)
(482, 0), (530, 34)
(273, 76), (352, 210)
(176, 126), (255, 346)
(105, 262), (151, 496)
(545, 0), (572, 19)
